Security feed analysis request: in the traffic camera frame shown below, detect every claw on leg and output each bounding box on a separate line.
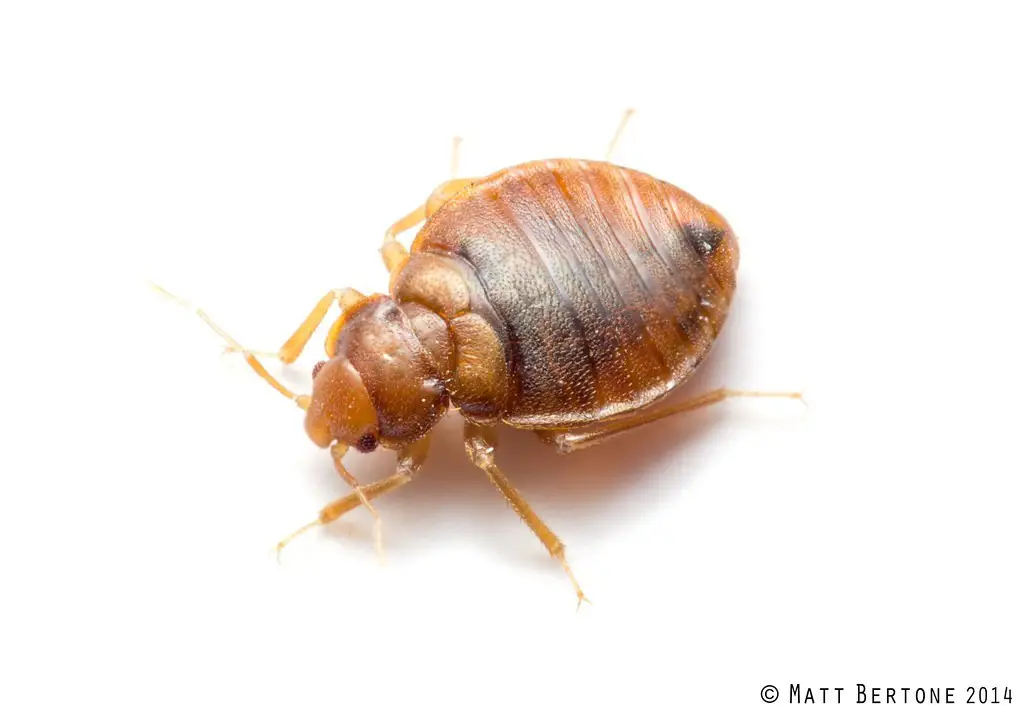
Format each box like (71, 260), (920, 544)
(465, 422), (591, 607)
(556, 550), (591, 610)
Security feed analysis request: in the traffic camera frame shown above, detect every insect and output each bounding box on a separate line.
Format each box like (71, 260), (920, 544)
(157, 111), (799, 606)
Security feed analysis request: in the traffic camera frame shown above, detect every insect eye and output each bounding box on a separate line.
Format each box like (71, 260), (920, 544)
(312, 361), (326, 379)
(355, 433), (378, 453)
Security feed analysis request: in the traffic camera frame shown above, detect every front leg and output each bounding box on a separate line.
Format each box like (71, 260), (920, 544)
(222, 287), (367, 362)
(464, 422), (589, 608)
(277, 437), (431, 557)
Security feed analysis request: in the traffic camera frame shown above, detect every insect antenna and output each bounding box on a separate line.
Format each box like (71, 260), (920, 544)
(276, 519), (321, 562)
(150, 282), (310, 409)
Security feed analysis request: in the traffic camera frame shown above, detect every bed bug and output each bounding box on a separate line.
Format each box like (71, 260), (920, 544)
(156, 111), (799, 606)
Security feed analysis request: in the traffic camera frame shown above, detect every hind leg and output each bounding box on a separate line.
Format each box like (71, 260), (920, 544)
(382, 108), (635, 277)
(538, 388), (804, 453)
(605, 108), (635, 161)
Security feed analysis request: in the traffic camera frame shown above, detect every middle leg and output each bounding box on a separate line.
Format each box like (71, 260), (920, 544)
(464, 422), (589, 607)
(380, 136), (478, 277)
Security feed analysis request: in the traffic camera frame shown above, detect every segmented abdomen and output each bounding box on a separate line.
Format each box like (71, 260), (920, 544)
(414, 159), (738, 428)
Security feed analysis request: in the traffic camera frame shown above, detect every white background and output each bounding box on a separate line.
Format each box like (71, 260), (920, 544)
(2, 2), (1021, 710)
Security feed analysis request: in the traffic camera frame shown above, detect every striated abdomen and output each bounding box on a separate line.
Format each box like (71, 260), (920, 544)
(410, 159), (738, 429)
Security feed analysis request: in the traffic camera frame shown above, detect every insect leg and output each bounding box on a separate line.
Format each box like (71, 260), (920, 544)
(221, 288), (366, 362)
(380, 136), (476, 276)
(605, 108), (635, 161)
(276, 437), (430, 558)
(329, 442), (385, 558)
(380, 205), (425, 275)
(540, 388), (804, 453)
(449, 135), (463, 178)
(464, 422), (589, 608)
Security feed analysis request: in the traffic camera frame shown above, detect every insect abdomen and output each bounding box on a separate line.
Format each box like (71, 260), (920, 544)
(408, 159), (738, 429)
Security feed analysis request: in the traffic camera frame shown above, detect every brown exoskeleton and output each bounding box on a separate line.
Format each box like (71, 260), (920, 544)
(157, 111), (800, 606)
